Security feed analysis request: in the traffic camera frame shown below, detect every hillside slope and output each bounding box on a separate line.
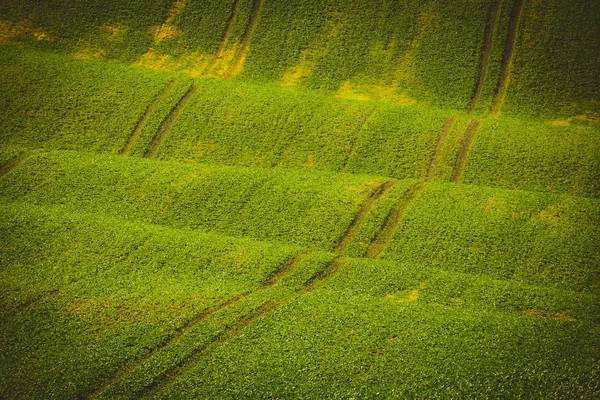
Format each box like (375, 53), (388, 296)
(0, 0), (599, 398)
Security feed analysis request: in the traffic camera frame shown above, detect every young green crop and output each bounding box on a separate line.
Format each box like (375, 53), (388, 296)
(382, 182), (600, 292)
(0, 46), (173, 153)
(0, 150), (385, 250)
(462, 116), (600, 198)
(0, 201), (301, 399)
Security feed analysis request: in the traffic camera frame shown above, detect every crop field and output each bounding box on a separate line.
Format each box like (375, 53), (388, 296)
(0, 0), (599, 398)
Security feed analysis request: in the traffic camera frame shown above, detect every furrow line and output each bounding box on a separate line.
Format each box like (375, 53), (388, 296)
(144, 85), (197, 158)
(225, 0), (263, 77)
(120, 80), (175, 155)
(490, 0), (525, 115)
(88, 253), (307, 399)
(366, 182), (426, 259)
(142, 257), (347, 398)
(451, 119), (481, 183)
(425, 116), (457, 181)
(333, 180), (395, 254)
(0, 152), (28, 179)
(468, 0), (502, 113)
(205, 0), (242, 74)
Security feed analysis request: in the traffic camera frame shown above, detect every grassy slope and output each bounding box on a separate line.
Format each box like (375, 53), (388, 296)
(152, 258), (600, 399)
(504, 0), (600, 118)
(382, 183), (600, 292)
(463, 116), (600, 198)
(0, 46), (172, 153)
(0, 0), (599, 398)
(0, 202), (302, 399)
(0, 150), (386, 250)
(3, 0), (597, 115)
(1, 46), (598, 198)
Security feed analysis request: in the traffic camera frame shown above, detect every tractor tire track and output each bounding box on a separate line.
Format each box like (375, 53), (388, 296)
(366, 182), (426, 259)
(333, 180), (395, 254)
(120, 80), (175, 155)
(140, 257), (347, 399)
(490, 0), (525, 115)
(225, 0), (263, 77)
(0, 152), (28, 179)
(451, 119), (481, 183)
(469, 0), (502, 113)
(89, 252), (307, 399)
(205, 0), (242, 75)
(144, 85), (197, 158)
(425, 116), (457, 181)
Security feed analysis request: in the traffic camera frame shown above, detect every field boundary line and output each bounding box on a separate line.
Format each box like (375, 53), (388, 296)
(469, 0), (502, 113)
(0, 152), (29, 179)
(342, 106), (378, 171)
(490, 0), (525, 115)
(366, 182), (426, 259)
(425, 116), (457, 181)
(144, 85), (197, 158)
(141, 256), (347, 398)
(89, 252), (307, 399)
(451, 119), (480, 182)
(333, 180), (395, 254)
(119, 80), (175, 155)
(225, 0), (263, 77)
(205, 0), (241, 74)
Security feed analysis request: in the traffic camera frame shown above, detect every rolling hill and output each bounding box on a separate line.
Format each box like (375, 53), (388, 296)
(0, 0), (599, 398)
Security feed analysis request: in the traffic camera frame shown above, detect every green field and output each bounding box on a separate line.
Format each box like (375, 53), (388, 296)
(1, 0), (599, 398)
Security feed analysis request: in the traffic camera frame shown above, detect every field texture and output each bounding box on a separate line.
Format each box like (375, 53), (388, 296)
(0, 0), (599, 398)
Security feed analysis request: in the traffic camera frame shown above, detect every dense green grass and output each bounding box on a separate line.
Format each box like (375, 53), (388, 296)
(152, 259), (600, 399)
(1, 1), (599, 398)
(0, 149), (385, 250)
(0, 202), (303, 399)
(0, 46), (172, 153)
(382, 183), (600, 292)
(504, 0), (600, 118)
(2, 0), (598, 114)
(463, 116), (600, 198)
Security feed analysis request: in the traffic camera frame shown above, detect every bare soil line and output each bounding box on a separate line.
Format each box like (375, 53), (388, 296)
(88, 253), (307, 399)
(469, 0), (502, 113)
(141, 256), (347, 399)
(120, 80), (175, 155)
(205, 0), (242, 75)
(333, 180), (396, 254)
(451, 119), (481, 183)
(490, 0), (525, 115)
(425, 116), (457, 181)
(225, 0), (263, 77)
(366, 182), (426, 259)
(0, 152), (28, 179)
(144, 85), (197, 158)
